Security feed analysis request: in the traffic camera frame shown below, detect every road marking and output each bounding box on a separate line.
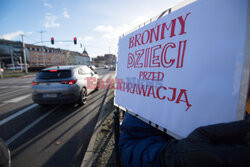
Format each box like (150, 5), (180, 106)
(0, 104), (38, 126)
(101, 74), (111, 81)
(0, 88), (29, 97)
(13, 85), (30, 88)
(4, 94), (31, 103)
(0, 103), (6, 107)
(6, 105), (60, 145)
(0, 85), (29, 89)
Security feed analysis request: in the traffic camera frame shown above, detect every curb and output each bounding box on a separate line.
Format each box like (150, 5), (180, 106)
(81, 88), (112, 167)
(0, 74), (37, 79)
(21, 74), (37, 78)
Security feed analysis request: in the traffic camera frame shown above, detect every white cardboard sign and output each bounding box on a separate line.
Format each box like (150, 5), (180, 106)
(114, 0), (248, 138)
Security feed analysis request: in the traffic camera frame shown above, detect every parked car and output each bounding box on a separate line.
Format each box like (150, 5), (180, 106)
(31, 65), (99, 106)
(104, 65), (109, 69)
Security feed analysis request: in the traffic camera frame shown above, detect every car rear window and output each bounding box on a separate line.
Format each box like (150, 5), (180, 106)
(37, 70), (72, 79)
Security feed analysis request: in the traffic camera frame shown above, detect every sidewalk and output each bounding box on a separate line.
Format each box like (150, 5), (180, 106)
(81, 89), (123, 167)
(0, 71), (37, 79)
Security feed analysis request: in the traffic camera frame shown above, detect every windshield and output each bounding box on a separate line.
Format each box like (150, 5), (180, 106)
(37, 70), (71, 79)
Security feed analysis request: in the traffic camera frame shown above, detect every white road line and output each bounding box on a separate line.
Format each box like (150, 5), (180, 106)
(0, 85), (29, 89)
(102, 74), (111, 81)
(13, 85), (30, 88)
(0, 104), (38, 126)
(6, 105), (60, 145)
(4, 94), (31, 103)
(0, 103), (6, 107)
(0, 88), (29, 97)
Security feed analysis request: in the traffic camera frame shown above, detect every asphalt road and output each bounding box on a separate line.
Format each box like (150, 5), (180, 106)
(0, 68), (115, 167)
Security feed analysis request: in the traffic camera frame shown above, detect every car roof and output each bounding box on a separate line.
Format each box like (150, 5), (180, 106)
(42, 65), (88, 71)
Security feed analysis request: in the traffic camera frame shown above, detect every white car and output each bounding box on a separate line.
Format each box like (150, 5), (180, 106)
(31, 65), (99, 106)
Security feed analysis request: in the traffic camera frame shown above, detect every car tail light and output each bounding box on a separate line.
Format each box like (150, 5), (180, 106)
(61, 79), (77, 85)
(32, 81), (39, 85)
(50, 70), (58, 72)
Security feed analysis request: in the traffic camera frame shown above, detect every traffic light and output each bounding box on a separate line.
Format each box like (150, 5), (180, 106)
(51, 37), (54, 45)
(74, 37), (77, 45)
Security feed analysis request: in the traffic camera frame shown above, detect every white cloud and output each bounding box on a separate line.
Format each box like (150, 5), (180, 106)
(43, 13), (60, 28)
(1, 31), (24, 40)
(84, 36), (93, 42)
(42, 0), (52, 8)
(94, 25), (131, 39)
(26, 31), (33, 35)
(93, 15), (153, 40)
(44, 2), (52, 8)
(132, 15), (152, 25)
(78, 37), (83, 41)
(94, 25), (114, 33)
(63, 8), (70, 19)
(94, 12), (155, 39)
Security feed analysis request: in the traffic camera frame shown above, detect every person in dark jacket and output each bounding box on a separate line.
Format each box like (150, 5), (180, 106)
(119, 112), (250, 167)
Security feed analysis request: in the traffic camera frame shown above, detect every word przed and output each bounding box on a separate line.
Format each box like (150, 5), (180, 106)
(139, 71), (164, 81)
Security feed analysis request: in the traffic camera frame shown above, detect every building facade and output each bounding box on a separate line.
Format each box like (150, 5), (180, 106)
(26, 44), (90, 67)
(26, 44), (67, 66)
(92, 54), (116, 67)
(0, 39), (90, 69)
(0, 39), (28, 69)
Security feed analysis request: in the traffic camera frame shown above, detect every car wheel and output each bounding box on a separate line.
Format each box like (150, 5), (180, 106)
(78, 88), (87, 105)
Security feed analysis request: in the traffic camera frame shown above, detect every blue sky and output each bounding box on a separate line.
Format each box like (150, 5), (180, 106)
(0, 0), (184, 58)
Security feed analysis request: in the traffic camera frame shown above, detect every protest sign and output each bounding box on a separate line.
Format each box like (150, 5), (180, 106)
(114, 0), (249, 138)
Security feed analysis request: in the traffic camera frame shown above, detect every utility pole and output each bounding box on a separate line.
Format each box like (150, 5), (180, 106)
(39, 30), (46, 66)
(21, 34), (28, 74)
(19, 56), (23, 71)
(9, 47), (15, 72)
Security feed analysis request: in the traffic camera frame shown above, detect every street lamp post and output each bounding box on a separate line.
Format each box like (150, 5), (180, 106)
(39, 30), (46, 66)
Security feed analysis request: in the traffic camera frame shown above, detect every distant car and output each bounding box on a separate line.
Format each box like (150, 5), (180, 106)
(6, 66), (21, 70)
(31, 65), (99, 106)
(104, 65), (108, 69)
(89, 65), (96, 71)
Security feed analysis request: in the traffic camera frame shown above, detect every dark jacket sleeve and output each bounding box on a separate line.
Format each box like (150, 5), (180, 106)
(187, 120), (250, 143)
(160, 120), (250, 167)
(118, 113), (172, 167)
